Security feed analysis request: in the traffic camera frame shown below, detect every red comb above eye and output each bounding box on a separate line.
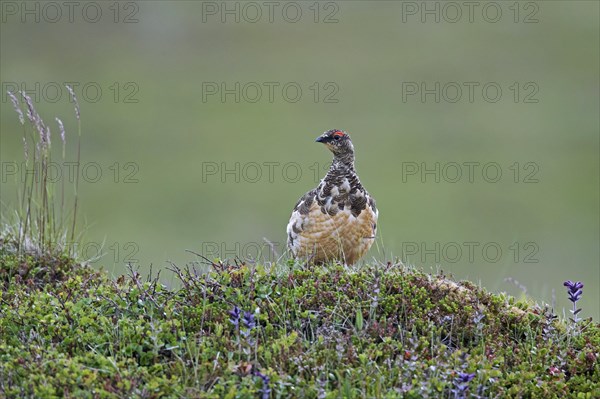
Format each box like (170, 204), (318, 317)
(333, 131), (344, 137)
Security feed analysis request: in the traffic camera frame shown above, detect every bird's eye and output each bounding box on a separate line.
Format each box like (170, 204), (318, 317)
(333, 135), (341, 141)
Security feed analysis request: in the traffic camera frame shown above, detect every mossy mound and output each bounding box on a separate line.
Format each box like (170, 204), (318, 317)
(1, 248), (598, 398)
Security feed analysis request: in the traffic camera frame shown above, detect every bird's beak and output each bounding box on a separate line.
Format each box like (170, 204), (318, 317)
(316, 136), (329, 143)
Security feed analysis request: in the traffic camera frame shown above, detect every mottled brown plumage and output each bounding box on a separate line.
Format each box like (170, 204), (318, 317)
(287, 130), (378, 265)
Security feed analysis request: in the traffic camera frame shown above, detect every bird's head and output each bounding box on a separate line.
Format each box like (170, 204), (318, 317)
(315, 129), (354, 162)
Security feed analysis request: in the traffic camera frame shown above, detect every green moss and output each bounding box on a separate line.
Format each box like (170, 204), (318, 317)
(1, 248), (598, 398)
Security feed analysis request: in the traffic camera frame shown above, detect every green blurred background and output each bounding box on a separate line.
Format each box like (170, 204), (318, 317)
(1, 1), (598, 319)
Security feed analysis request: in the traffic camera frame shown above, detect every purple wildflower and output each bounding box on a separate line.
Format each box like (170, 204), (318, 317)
(243, 311), (256, 330)
(241, 311), (256, 338)
(452, 372), (475, 398)
(563, 281), (583, 302)
(456, 372), (475, 384)
(563, 280), (584, 323)
(229, 306), (241, 327)
(254, 371), (271, 399)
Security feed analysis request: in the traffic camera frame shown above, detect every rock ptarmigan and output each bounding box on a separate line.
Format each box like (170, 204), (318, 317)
(287, 129), (378, 265)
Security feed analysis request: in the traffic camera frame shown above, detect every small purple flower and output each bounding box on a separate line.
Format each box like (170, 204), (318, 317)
(229, 306), (241, 327)
(563, 280), (584, 323)
(563, 281), (583, 302)
(452, 372), (475, 398)
(241, 311), (256, 338)
(254, 371), (271, 399)
(243, 311), (256, 330)
(456, 372), (475, 384)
